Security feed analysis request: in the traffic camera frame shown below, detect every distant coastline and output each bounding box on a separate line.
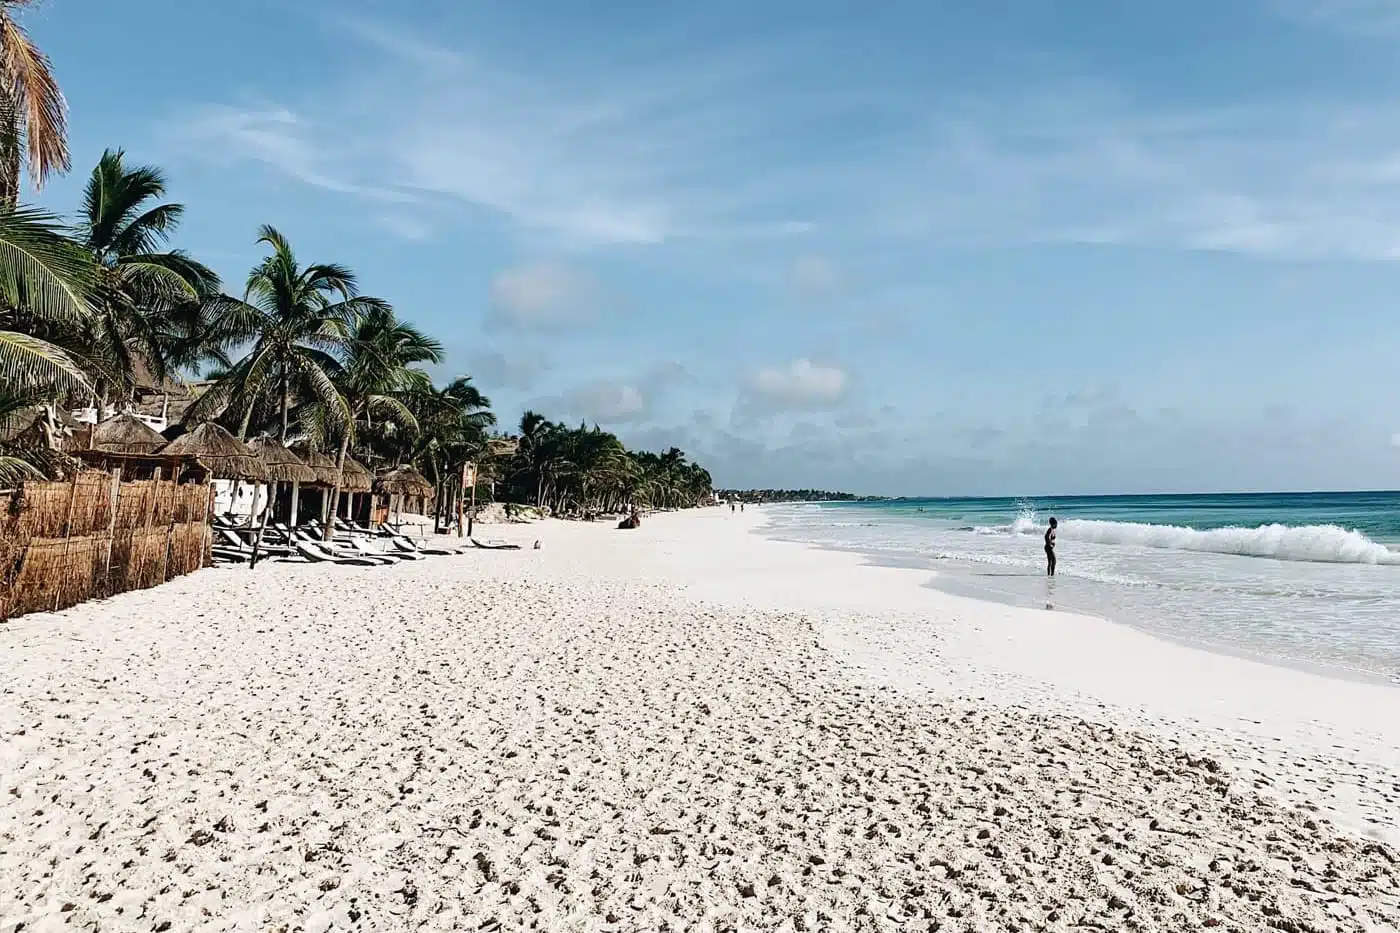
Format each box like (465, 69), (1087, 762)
(717, 489), (889, 504)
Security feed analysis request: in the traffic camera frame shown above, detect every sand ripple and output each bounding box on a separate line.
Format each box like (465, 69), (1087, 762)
(2, 551), (1397, 931)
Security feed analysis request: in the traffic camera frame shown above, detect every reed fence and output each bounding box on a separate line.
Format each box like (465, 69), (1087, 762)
(0, 461), (213, 620)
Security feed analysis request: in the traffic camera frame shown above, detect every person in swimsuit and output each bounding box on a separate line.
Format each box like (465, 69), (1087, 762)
(1044, 517), (1058, 576)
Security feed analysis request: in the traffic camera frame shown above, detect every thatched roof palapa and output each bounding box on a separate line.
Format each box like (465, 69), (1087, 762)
(158, 422), (268, 482)
(247, 436), (318, 485)
(340, 455), (373, 493)
(288, 444), (342, 487)
(90, 414), (166, 455)
(375, 465), (434, 498)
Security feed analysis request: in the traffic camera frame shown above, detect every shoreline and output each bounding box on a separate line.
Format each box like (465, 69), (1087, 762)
(787, 535), (1400, 689)
(704, 508), (1399, 846)
(2, 507), (1397, 929)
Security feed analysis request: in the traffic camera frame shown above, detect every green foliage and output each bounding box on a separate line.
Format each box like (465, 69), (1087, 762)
(0, 144), (718, 498)
(498, 411), (712, 515)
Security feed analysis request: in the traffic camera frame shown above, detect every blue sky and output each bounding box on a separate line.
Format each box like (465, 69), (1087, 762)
(24, 0), (1400, 494)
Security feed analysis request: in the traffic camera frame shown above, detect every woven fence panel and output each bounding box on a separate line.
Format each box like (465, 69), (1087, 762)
(1, 472), (212, 621)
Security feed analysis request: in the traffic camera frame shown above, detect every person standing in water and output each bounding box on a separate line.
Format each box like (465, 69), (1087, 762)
(1044, 517), (1058, 576)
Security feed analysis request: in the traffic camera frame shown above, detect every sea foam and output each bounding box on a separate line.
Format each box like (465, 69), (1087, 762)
(990, 517), (1400, 565)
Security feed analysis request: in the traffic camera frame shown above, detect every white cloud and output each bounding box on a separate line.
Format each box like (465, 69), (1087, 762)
(788, 255), (840, 298)
(487, 263), (595, 331)
(162, 15), (1400, 260)
(569, 382), (647, 421)
(468, 348), (549, 390)
(163, 106), (417, 205)
(747, 359), (850, 409)
(1267, 0), (1400, 33)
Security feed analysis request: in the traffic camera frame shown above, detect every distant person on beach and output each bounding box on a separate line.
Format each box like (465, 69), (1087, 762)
(740, 502), (745, 513)
(1045, 517), (1058, 576)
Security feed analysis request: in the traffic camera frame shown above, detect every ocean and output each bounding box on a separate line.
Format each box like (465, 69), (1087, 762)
(762, 492), (1400, 685)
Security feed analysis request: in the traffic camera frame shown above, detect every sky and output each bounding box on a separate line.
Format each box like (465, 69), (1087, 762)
(22, 0), (1400, 495)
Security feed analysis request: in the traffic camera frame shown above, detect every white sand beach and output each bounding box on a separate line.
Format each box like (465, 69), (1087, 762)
(2, 508), (1398, 931)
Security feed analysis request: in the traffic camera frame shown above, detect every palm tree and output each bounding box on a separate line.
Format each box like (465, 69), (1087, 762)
(0, 204), (95, 395)
(191, 226), (383, 442)
(404, 376), (495, 528)
(76, 149), (221, 402)
(0, 1), (68, 206)
(312, 305), (443, 539)
(514, 410), (553, 507)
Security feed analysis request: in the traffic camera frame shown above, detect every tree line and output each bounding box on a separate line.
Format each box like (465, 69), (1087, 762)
(0, 8), (714, 512)
(718, 489), (883, 503)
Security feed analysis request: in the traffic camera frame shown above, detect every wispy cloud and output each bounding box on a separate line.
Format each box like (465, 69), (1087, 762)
(1266, 0), (1400, 34)
(487, 262), (599, 331)
(162, 14), (1400, 260)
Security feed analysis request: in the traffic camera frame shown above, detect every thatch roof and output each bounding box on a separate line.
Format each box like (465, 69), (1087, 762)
(158, 422), (268, 482)
(340, 455), (373, 493)
(486, 437), (519, 458)
(288, 444), (342, 487)
(73, 450), (212, 484)
(91, 414), (166, 455)
(375, 464), (434, 497)
(247, 436), (318, 485)
(1, 406), (78, 448)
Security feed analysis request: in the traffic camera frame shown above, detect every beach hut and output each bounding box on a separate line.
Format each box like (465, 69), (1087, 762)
(337, 454), (374, 525)
(375, 465), (434, 527)
(90, 413), (166, 455)
(158, 422), (268, 521)
(246, 436), (317, 526)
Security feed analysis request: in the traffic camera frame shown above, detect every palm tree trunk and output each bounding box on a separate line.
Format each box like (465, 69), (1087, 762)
(279, 367), (290, 442)
(323, 432), (351, 542)
(237, 401), (254, 441)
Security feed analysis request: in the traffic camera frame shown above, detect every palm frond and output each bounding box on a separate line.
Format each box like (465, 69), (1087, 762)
(0, 328), (87, 391)
(0, 11), (67, 192)
(0, 204), (94, 324)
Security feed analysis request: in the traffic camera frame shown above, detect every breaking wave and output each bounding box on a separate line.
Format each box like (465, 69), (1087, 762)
(978, 516), (1400, 565)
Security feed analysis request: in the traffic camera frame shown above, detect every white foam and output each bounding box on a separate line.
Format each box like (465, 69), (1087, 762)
(1057, 519), (1400, 565)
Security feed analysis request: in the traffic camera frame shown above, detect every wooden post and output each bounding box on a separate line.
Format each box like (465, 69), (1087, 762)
(457, 463), (467, 537)
(466, 462), (477, 538)
(289, 480), (301, 528)
(249, 481), (275, 569)
(53, 472), (82, 612)
(158, 472), (173, 584)
(102, 467), (119, 587)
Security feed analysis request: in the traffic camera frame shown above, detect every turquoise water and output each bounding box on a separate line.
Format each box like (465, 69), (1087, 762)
(763, 493), (1400, 683)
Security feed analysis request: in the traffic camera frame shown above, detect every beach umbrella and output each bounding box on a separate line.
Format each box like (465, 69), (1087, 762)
(340, 455), (374, 493)
(375, 465), (434, 526)
(288, 444), (342, 487)
(244, 436), (318, 565)
(90, 413), (166, 455)
(246, 436), (317, 486)
(158, 422), (267, 483)
(375, 464), (434, 498)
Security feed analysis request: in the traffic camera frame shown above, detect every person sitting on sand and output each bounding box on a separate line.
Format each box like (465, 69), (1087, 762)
(618, 508), (641, 530)
(1045, 517), (1058, 577)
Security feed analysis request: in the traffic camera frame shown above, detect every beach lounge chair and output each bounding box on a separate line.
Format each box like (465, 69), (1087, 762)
(387, 535), (460, 557)
(470, 538), (522, 550)
(294, 540), (386, 566)
(217, 528), (295, 559)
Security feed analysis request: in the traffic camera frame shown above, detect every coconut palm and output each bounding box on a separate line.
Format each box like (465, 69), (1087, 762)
(190, 225), (384, 441)
(0, 1), (68, 206)
(75, 149), (221, 402)
(402, 376), (495, 526)
(0, 204), (95, 395)
(0, 384), (68, 483)
(294, 304), (445, 539)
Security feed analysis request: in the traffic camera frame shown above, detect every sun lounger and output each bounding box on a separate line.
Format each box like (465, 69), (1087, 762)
(470, 538), (522, 550)
(294, 541), (386, 566)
